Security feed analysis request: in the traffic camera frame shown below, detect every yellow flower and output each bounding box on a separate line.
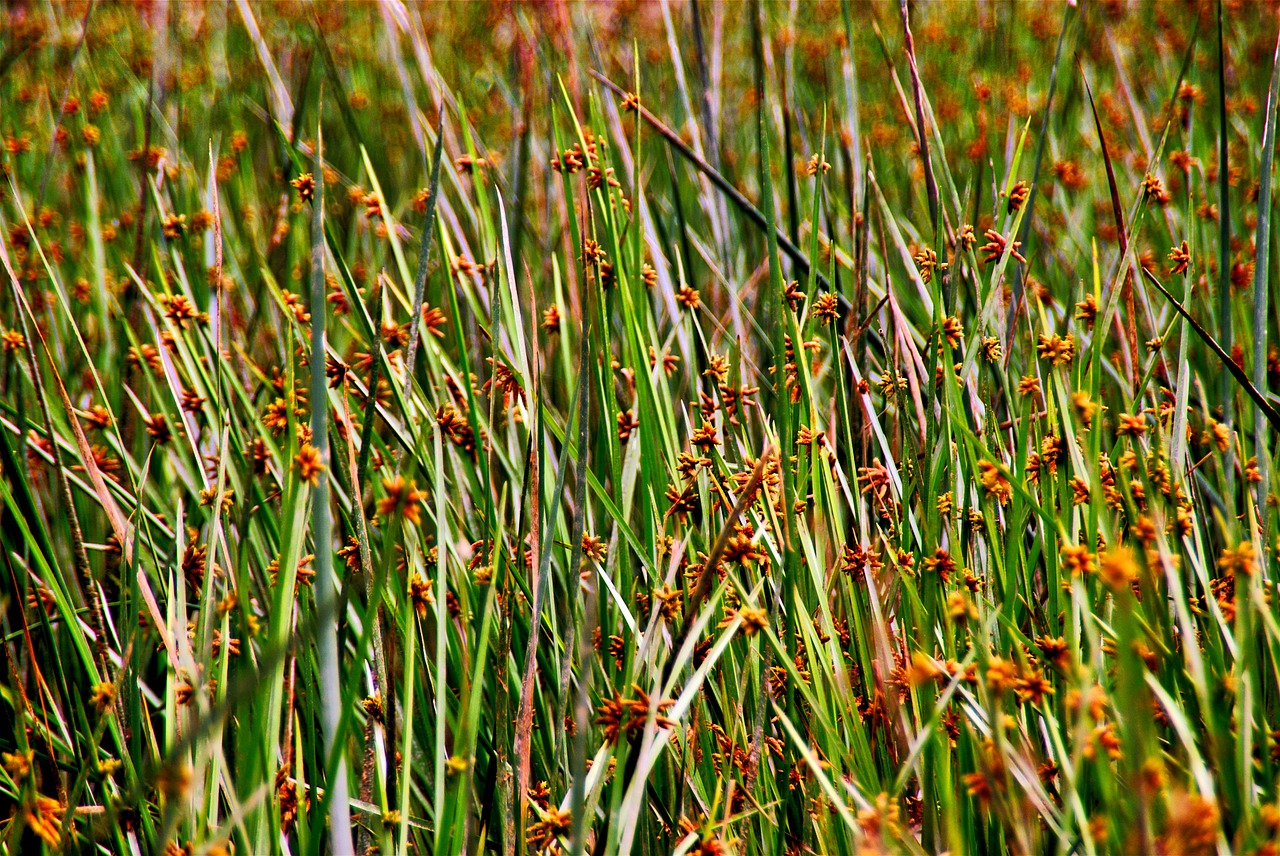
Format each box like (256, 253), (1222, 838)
(162, 213), (187, 239)
(1099, 547), (1139, 592)
(2, 750), (32, 780)
(1060, 544), (1096, 576)
(293, 443), (324, 486)
(290, 172), (315, 201)
(408, 573), (434, 618)
(24, 796), (65, 848)
(978, 460), (1012, 505)
(1218, 542), (1256, 578)
(90, 680), (116, 713)
(379, 476), (425, 525)
(1, 329), (26, 352)
(1116, 413), (1147, 438)
(730, 605), (769, 636)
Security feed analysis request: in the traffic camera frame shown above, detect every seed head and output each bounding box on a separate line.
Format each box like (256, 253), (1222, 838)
(1099, 546), (1139, 591)
(1006, 180), (1030, 212)
(734, 605), (769, 635)
(379, 475), (424, 525)
(2, 329), (27, 352)
(813, 293), (840, 324)
(408, 573), (435, 618)
(978, 460), (1012, 505)
(293, 443), (324, 485)
(162, 213), (187, 239)
(541, 304), (560, 333)
(290, 172), (315, 202)
(90, 680), (116, 713)
(676, 284), (701, 309)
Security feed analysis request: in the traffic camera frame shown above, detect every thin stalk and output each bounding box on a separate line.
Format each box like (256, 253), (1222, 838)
(308, 125), (354, 855)
(1250, 23), (1280, 519)
(899, 0), (939, 234)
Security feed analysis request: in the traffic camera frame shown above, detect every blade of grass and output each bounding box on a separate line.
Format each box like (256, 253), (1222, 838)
(588, 67), (850, 312)
(306, 121), (355, 855)
(899, 0), (939, 235)
(1140, 267), (1280, 433)
(401, 107), (447, 403)
(1217, 0), (1235, 427)
(1006, 2), (1073, 338)
(1250, 24), (1280, 515)
(1081, 65), (1140, 387)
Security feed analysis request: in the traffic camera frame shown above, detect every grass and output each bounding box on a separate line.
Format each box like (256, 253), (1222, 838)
(2, 1), (1280, 854)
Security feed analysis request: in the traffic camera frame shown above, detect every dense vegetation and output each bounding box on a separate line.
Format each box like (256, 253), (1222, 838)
(4, 1), (1280, 854)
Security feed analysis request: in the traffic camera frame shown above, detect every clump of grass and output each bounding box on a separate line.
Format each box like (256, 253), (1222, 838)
(2, 2), (1280, 855)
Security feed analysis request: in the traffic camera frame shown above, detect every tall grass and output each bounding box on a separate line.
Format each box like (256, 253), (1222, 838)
(2, 2), (1280, 855)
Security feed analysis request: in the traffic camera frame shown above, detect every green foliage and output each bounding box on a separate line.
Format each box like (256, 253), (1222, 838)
(2, 2), (1280, 855)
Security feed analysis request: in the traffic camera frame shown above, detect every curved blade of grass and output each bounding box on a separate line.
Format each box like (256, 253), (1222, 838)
(588, 67), (850, 312)
(234, 0), (294, 126)
(401, 106), (447, 402)
(1081, 65), (1140, 386)
(899, 0), (938, 234)
(1141, 267), (1280, 434)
